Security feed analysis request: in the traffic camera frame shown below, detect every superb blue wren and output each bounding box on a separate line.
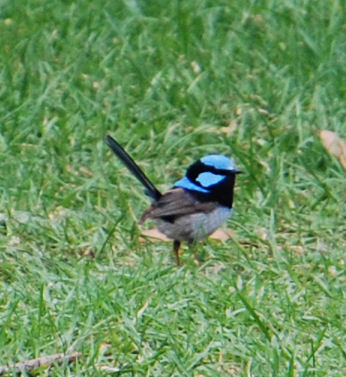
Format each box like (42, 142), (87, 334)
(106, 135), (241, 265)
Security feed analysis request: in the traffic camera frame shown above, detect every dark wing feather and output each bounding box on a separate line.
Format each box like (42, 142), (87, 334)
(140, 188), (217, 223)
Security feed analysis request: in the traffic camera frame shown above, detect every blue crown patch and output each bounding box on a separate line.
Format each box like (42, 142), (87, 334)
(201, 155), (236, 171)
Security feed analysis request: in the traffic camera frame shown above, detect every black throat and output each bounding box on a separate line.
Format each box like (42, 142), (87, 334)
(189, 174), (236, 208)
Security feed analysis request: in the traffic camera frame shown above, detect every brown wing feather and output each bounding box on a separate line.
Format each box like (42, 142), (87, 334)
(139, 188), (217, 223)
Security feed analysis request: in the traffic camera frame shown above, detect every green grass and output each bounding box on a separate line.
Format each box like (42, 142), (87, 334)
(0, 0), (345, 376)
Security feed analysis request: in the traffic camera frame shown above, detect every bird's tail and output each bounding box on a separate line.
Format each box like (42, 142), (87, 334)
(105, 135), (162, 201)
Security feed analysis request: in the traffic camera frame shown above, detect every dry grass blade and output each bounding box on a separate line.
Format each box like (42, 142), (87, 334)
(140, 228), (234, 242)
(0, 352), (82, 375)
(320, 130), (346, 168)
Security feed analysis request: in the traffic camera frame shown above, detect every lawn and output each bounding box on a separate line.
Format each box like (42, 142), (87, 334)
(0, 0), (345, 376)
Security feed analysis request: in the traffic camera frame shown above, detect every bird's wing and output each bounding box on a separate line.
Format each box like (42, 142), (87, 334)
(140, 188), (217, 223)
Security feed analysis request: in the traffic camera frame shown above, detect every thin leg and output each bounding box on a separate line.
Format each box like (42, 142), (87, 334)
(173, 240), (181, 266)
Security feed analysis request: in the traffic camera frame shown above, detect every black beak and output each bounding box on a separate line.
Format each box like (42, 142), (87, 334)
(235, 170), (243, 174)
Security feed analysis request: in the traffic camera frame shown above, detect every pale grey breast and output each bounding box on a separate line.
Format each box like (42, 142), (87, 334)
(155, 206), (231, 242)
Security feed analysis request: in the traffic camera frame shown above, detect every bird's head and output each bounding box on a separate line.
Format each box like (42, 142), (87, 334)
(173, 154), (241, 207)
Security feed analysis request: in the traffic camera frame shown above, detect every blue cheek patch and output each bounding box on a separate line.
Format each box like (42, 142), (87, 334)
(196, 172), (225, 187)
(174, 177), (210, 193)
(201, 155), (236, 171)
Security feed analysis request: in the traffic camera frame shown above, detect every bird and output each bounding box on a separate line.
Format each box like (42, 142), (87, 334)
(105, 135), (241, 265)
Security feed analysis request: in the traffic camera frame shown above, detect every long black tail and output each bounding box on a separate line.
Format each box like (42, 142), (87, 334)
(105, 135), (161, 201)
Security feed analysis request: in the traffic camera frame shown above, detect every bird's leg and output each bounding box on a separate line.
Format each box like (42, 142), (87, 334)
(173, 240), (181, 266)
